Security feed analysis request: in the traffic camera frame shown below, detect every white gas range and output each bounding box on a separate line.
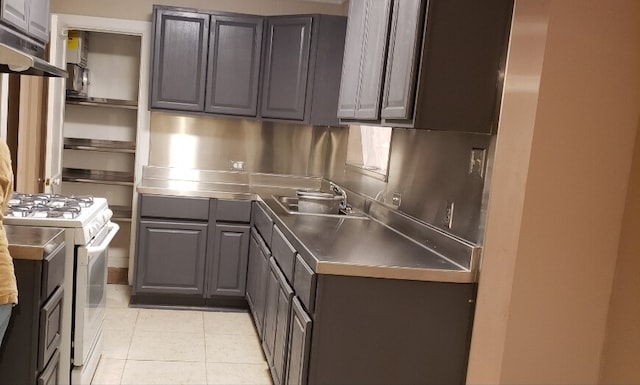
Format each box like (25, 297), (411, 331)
(4, 193), (119, 385)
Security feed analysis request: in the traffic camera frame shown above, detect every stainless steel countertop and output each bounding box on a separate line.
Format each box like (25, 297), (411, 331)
(6, 225), (65, 261)
(138, 174), (477, 283)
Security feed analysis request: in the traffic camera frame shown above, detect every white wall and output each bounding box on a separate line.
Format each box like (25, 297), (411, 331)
(467, 0), (640, 383)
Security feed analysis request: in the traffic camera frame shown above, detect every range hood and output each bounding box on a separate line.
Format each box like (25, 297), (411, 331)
(0, 26), (67, 78)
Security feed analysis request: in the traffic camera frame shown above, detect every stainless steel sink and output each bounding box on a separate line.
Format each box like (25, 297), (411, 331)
(273, 195), (369, 220)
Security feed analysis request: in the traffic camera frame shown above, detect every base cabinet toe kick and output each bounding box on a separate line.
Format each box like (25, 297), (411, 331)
(131, 195), (477, 384)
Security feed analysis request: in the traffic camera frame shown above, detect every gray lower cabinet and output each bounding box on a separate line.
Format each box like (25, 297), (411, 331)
(262, 257), (294, 385)
(249, 202), (477, 385)
(207, 223), (250, 297)
(285, 297), (312, 385)
(150, 8), (210, 111)
(205, 15), (263, 116)
(0, 242), (65, 385)
(246, 228), (270, 337)
(135, 220), (208, 295)
(133, 195), (252, 306)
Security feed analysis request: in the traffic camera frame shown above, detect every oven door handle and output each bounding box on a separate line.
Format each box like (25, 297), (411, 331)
(84, 222), (120, 258)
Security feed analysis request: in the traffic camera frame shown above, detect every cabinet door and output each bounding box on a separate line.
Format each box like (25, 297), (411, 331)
(28, 0), (50, 42)
(246, 230), (269, 337)
(272, 259), (294, 385)
(205, 15), (263, 116)
(150, 9), (209, 111)
(37, 349), (60, 385)
(207, 224), (250, 297)
(355, 0), (393, 120)
(262, 259), (279, 365)
(336, 0), (366, 119)
(135, 220), (208, 295)
(1, 0), (28, 32)
(380, 0), (425, 120)
(260, 16), (312, 121)
(286, 297), (312, 385)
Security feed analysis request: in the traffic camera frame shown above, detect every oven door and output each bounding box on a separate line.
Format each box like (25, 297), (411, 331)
(73, 222), (119, 366)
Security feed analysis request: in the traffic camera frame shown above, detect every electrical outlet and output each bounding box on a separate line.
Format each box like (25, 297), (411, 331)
(230, 160), (245, 171)
(469, 148), (486, 177)
(443, 201), (454, 228)
(392, 192), (402, 207)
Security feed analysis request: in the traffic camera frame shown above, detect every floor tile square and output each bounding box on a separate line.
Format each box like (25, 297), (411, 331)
(121, 360), (207, 385)
(105, 307), (139, 331)
(203, 311), (257, 336)
(128, 330), (206, 362)
(107, 284), (131, 308)
(103, 328), (134, 360)
(206, 362), (273, 385)
(136, 308), (204, 333)
(205, 333), (266, 364)
(91, 357), (125, 385)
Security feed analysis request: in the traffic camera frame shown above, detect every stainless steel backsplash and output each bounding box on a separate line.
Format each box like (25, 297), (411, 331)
(149, 112), (493, 244)
(149, 112), (329, 176)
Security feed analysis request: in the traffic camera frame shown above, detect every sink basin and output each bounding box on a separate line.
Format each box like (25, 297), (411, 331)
(273, 195), (369, 220)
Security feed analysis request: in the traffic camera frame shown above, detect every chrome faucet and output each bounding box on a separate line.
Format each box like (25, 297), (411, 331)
(330, 182), (348, 211)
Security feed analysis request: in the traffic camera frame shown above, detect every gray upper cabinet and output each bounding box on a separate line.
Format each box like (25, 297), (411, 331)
(354, 0), (392, 120)
(150, 8), (209, 111)
(339, 0), (514, 133)
(336, 0), (365, 119)
(207, 223), (250, 297)
(135, 220), (208, 296)
(205, 15), (263, 116)
(404, 0), (514, 133)
(0, 0), (50, 43)
(260, 16), (312, 121)
(149, 6), (346, 126)
(27, 0), (49, 43)
(260, 14), (347, 126)
(380, 0), (425, 120)
(1, 0), (28, 34)
(337, 0), (392, 121)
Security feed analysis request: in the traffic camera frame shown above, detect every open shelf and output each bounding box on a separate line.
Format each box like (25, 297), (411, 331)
(64, 138), (136, 154)
(110, 205), (133, 222)
(66, 95), (138, 110)
(62, 168), (134, 186)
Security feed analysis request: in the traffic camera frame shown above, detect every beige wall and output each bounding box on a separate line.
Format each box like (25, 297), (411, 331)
(599, 118), (640, 384)
(468, 0), (640, 383)
(50, 0), (347, 21)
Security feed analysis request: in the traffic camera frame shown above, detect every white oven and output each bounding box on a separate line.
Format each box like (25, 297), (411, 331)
(73, 221), (119, 384)
(4, 194), (116, 385)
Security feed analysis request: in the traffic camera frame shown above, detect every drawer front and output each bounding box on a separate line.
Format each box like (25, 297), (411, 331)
(271, 226), (296, 284)
(38, 287), (63, 371)
(293, 254), (316, 313)
(140, 195), (210, 220)
(252, 202), (273, 246)
(42, 243), (65, 301)
(216, 199), (252, 223)
(38, 349), (60, 385)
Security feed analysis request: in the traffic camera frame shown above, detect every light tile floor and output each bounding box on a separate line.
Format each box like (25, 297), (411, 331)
(91, 285), (273, 385)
